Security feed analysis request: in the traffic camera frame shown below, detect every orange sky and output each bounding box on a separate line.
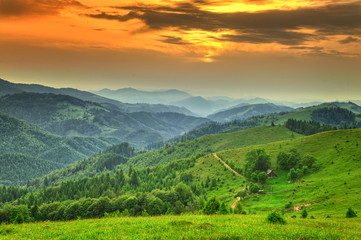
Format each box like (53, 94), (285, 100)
(1, 0), (361, 100)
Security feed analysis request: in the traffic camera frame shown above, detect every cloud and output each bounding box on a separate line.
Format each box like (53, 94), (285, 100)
(160, 35), (190, 45)
(86, 2), (361, 46)
(0, 0), (84, 17)
(339, 36), (360, 44)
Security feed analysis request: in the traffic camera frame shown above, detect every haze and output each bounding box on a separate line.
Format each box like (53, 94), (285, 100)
(1, 0), (361, 101)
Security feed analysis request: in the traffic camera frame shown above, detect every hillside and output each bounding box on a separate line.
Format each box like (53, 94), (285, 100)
(5, 129), (360, 221)
(0, 92), (209, 147)
(332, 101), (361, 114)
(213, 129), (361, 217)
(181, 102), (360, 141)
(0, 112), (108, 186)
(1, 128), (360, 231)
(207, 103), (293, 122)
(30, 126), (302, 187)
(0, 78), (194, 116)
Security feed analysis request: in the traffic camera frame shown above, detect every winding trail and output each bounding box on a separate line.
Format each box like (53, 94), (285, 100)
(231, 197), (241, 209)
(213, 153), (243, 177)
(213, 153), (245, 209)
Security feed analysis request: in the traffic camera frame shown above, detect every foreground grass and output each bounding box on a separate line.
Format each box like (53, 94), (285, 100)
(1, 214), (361, 240)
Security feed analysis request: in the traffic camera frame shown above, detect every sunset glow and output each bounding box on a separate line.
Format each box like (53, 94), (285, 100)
(1, 0), (361, 100)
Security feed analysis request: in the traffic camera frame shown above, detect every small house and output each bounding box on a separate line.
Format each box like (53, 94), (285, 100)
(267, 169), (277, 178)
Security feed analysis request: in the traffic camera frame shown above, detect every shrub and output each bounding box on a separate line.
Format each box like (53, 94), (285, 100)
(204, 197), (220, 215)
(266, 210), (286, 224)
(219, 202), (229, 215)
(301, 208), (308, 219)
(346, 207), (357, 218)
(234, 202), (243, 214)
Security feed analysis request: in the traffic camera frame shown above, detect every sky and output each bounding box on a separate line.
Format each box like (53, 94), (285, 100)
(0, 0), (361, 101)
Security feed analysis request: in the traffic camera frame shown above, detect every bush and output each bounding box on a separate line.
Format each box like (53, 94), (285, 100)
(346, 207), (357, 218)
(203, 197), (220, 215)
(301, 208), (308, 219)
(266, 210), (286, 224)
(233, 202), (243, 214)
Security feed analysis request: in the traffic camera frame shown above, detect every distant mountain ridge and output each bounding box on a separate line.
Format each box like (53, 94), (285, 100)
(95, 88), (192, 104)
(0, 78), (195, 116)
(207, 103), (294, 122)
(95, 87), (276, 116)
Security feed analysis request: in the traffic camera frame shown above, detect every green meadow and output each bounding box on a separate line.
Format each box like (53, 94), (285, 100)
(1, 214), (361, 240)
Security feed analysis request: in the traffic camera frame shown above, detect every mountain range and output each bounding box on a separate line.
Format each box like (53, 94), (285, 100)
(0, 92), (209, 148)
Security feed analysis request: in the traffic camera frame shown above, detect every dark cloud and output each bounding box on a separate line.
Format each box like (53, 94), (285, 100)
(218, 30), (314, 45)
(288, 46), (324, 50)
(160, 35), (190, 45)
(87, 2), (361, 46)
(0, 0), (84, 17)
(339, 36), (360, 44)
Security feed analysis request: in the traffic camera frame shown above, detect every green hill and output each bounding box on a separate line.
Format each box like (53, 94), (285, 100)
(180, 102), (359, 142)
(0, 112), (109, 186)
(211, 129), (361, 217)
(28, 126), (301, 188)
(1, 129), (360, 227)
(0, 92), (208, 148)
(207, 103), (293, 122)
(127, 126), (302, 169)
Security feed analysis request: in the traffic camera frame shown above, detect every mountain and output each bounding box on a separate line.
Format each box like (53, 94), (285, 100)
(171, 96), (215, 116)
(29, 126), (302, 187)
(188, 102), (360, 138)
(332, 101), (361, 114)
(0, 111), (109, 186)
(95, 88), (192, 104)
(0, 92), (209, 147)
(0, 78), (194, 116)
(96, 88), (225, 116)
(207, 103), (294, 122)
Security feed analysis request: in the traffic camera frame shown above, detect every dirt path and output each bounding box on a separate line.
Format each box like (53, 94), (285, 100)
(213, 153), (244, 209)
(231, 197), (241, 209)
(213, 153), (243, 177)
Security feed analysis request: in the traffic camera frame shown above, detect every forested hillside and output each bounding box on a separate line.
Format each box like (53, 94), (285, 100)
(28, 126), (302, 188)
(0, 112), (108, 186)
(1, 129), (360, 224)
(177, 103), (360, 142)
(0, 92), (209, 148)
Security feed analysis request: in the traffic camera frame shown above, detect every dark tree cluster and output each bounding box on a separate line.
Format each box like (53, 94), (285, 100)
(243, 148), (271, 179)
(311, 107), (356, 126)
(285, 119), (335, 135)
(277, 149), (317, 182)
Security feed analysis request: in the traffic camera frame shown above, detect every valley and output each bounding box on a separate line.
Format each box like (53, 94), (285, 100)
(0, 79), (360, 239)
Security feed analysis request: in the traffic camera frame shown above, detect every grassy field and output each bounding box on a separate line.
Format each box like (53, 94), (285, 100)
(214, 129), (361, 217)
(1, 214), (360, 240)
(127, 126), (303, 169)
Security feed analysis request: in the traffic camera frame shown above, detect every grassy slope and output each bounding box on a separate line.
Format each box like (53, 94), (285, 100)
(214, 129), (361, 217)
(2, 215), (360, 240)
(128, 126), (303, 169)
(30, 126), (301, 187)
